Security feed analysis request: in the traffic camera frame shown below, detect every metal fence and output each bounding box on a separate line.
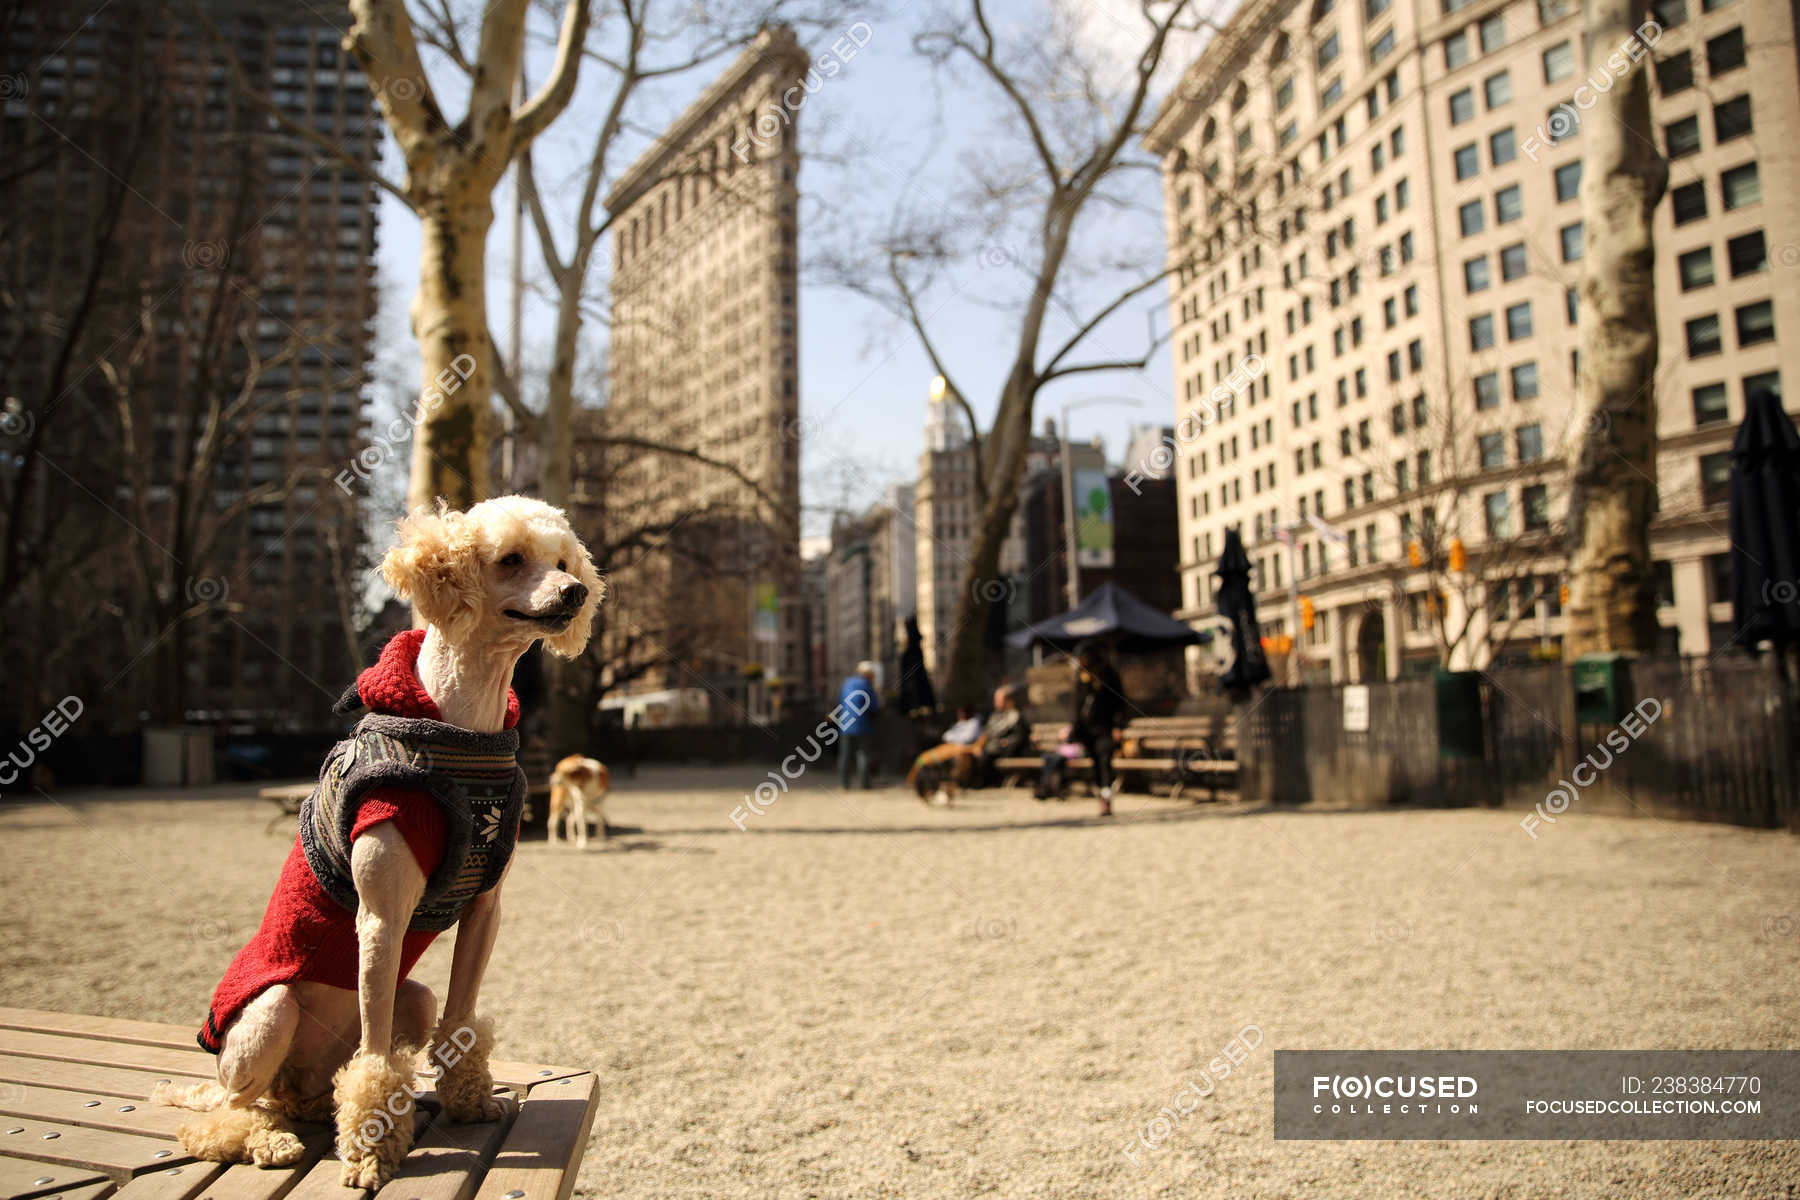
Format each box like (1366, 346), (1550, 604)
(1237, 654), (1799, 831)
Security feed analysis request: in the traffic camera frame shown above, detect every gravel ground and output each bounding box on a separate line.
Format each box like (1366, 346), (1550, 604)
(3, 768), (1798, 1199)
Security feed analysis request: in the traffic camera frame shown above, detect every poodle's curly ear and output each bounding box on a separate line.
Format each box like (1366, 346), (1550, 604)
(380, 506), (482, 642)
(543, 539), (604, 660)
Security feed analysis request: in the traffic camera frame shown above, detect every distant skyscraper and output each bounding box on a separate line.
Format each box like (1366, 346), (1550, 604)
(1, 2), (380, 727)
(601, 27), (806, 721)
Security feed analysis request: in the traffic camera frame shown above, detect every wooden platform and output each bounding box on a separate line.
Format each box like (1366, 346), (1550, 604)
(0, 1009), (597, 1200)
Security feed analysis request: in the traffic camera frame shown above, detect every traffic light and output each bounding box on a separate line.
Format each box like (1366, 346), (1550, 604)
(1560, 581), (1570, 606)
(1407, 539), (1423, 567)
(1300, 595), (1316, 630)
(1448, 537), (1467, 573)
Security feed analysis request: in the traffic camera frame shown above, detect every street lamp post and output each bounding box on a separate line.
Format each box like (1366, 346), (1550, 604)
(1059, 396), (1140, 609)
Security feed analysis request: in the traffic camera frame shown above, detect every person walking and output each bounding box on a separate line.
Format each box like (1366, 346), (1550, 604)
(1071, 641), (1128, 817)
(837, 661), (880, 790)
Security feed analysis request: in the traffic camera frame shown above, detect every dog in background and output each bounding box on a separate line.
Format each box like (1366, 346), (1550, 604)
(548, 755), (608, 847)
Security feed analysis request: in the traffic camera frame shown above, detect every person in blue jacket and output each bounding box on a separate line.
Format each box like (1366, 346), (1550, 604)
(837, 661), (879, 789)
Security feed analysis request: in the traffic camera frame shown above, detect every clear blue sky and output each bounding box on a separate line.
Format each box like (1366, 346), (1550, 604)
(371, 0), (1219, 535)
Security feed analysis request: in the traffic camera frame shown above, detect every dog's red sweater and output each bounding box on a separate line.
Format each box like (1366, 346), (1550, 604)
(199, 629), (519, 1053)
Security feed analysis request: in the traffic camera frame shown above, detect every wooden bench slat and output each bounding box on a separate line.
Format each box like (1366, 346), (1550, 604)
(0, 1114), (190, 1178)
(483, 1065), (587, 1091)
(0, 1057), (208, 1103)
(108, 1161), (224, 1200)
(371, 1100), (513, 1200)
(0, 1085), (188, 1139)
(0, 1154), (111, 1200)
(0, 1014), (199, 1056)
(33, 1179), (116, 1200)
(0, 1034), (213, 1082)
(279, 1111), (438, 1200)
(468, 1075), (597, 1200)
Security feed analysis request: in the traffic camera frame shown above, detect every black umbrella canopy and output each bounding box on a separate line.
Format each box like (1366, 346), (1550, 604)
(1006, 582), (1203, 653)
(1214, 527), (1271, 694)
(1728, 385), (1800, 648)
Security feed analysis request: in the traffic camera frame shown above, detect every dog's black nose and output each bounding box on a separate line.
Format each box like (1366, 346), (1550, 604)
(560, 581), (588, 609)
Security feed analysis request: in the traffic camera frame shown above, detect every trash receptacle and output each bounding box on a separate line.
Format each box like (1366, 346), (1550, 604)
(1572, 653), (1632, 725)
(142, 726), (215, 787)
(1435, 669), (1484, 760)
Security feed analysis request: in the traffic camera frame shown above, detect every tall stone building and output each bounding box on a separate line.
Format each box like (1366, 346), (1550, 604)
(1148, 0), (1796, 682)
(913, 384), (1105, 675)
(1, 1), (379, 732)
(602, 27), (806, 721)
(824, 483), (916, 689)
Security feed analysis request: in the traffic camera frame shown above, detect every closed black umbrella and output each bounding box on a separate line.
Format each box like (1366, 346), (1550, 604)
(1728, 385), (1800, 650)
(1214, 527), (1271, 696)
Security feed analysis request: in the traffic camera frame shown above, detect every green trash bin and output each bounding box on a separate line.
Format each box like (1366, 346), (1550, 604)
(1435, 669), (1484, 760)
(1572, 652), (1632, 725)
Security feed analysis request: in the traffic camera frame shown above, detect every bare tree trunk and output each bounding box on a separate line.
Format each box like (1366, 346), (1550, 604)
(411, 198), (496, 510)
(346, 0), (589, 514)
(1564, 0), (1667, 656)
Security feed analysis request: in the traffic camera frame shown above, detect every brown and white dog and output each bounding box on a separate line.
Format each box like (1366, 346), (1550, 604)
(154, 497), (602, 1188)
(548, 755), (608, 848)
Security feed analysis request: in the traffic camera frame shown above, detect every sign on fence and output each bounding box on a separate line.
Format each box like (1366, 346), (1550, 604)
(1342, 685), (1370, 733)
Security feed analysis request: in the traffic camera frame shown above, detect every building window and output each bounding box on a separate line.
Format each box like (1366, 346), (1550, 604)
(1454, 143), (1480, 180)
(1413, 394), (1428, 427)
(1500, 242), (1527, 281)
(1445, 30), (1471, 69)
(1543, 41), (1574, 83)
(1400, 231), (1414, 262)
(1559, 222), (1583, 261)
(1478, 13), (1506, 52)
(1475, 371), (1501, 409)
(1727, 231), (1766, 277)
(1392, 126), (1406, 156)
(1566, 286), (1580, 324)
(1743, 370), (1781, 406)
(1484, 491), (1511, 538)
(1449, 88), (1476, 124)
(1671, 181), (1707, 224)
(1545, 102), (1579, 143)
(1395, 177), (1410, 209)
(1391, 401), (1407, 433)
(1657, 51), (1693, 95)
(1736, 300), (1775, 347)
(1387, 350), (1402, 382)
(1516, 423), (1544, 462)
(1280, 120), (1299, 148)
(1522, 484), (1550, 532)
(1369, 28), (1396, 64)
(1714, 95), (1752, 143)
(1664, 115), (1701, 159)
(1506, 301), (1533, 341)
(1495, 185), (1523, 223)
(1490, 128), (1516, 166)
(1677, 245), (1715, 290)
(1706, 27), (1745, 76)
(1720, 162), (1760, 210)
(1554, 160), (1581, 202)
(1511, 361), (1540, 400)
(1692, 382), (1729, 426)
(1320, 77), (1343, 107)
(1653, 561), (1676, 608)
(1470, 313), (1496, 350)
(1459, 200), (1484, 236)
(1685, 313), (1723, 357)
(1318, 31), (1341, 68)
(1404, 284), (1419, 316)
(1700, 452), (1731, 507)
(1479, 432), (1506, 470)
(1651, 0), (1687, 27)
(1484, 71), (1511, 109)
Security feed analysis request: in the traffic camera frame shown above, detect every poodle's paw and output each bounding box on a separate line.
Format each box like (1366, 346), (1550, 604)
(445, 1088), (511, 1125)
(430, 1014), (503, 1123)
(246, 1125), (307, 1167)
(332, 1051), (417, 1189)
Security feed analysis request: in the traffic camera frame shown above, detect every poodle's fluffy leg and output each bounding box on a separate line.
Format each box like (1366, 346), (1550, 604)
(428, 1014), (506, 1123)
(176, 1104), (310, 1167)
(157, 985), (306, 1167)
(332, 1049), (420, 1189)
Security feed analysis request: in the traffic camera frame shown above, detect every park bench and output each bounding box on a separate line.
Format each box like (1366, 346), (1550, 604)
(0, 1006), (598, 1200)
(992, 714), (1238, 800)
